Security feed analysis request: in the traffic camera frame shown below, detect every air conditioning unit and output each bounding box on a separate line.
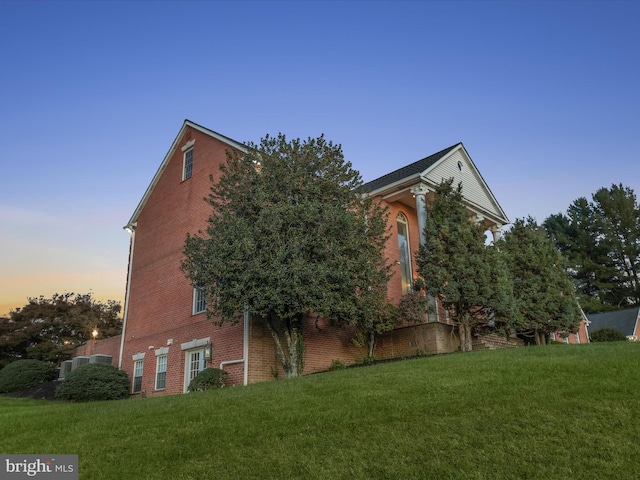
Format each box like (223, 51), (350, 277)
(89, 354), (113, 365)
(71, 356), (90, 370)
(59, 360), (73, 379)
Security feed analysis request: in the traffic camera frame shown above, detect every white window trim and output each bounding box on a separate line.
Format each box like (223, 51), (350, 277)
(183, 348), (206, 393)
(182, 139), (195, 181)
(193, 286), (206, 315)
(155, 354), (168, 391)
(396, 212), (413, 295)
(133, 359), (144, 393)
(181, 337), (210, 351)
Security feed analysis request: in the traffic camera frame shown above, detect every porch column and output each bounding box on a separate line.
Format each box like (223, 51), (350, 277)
(411, 183), (437, 322)
(491, 224), (502, 243)
(411, 183), (429, 245)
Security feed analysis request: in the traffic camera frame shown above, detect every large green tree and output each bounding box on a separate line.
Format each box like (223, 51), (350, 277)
(0, 293), (122, 368)
(182, 134), (391, 378)
(544, 184), (640, 312)
(500, 217), (582, 345)
(415, 179), (515, 352)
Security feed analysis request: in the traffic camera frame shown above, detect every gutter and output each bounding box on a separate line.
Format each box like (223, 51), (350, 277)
(118, 225), (136, 369)
(219, 309), (249, 386)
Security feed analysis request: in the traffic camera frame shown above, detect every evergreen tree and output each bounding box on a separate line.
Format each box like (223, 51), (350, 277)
(416, 179), (515, 352)
(544, 184), (640, 312)
(500, 217), (582, 345)
(182, 134), (391, 377)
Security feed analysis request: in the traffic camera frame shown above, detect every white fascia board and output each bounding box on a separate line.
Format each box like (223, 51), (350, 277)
(454, 144), (510, 225)
(365, 174), (423, 199)
(124, 120), (247, 229)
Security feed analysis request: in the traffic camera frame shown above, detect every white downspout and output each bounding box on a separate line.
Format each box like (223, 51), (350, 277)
(118, 226), (136, 369)
(219, 309), (249, 386)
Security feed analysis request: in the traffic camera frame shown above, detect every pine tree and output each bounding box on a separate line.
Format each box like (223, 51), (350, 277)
(416, 179), (515, 352)
(500, 217), (582, 344)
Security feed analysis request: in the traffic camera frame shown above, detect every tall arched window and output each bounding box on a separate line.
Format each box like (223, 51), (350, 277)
(396, 213), (413, 295)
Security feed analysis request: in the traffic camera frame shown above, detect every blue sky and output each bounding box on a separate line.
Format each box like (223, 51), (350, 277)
(1, 1), (638, 316)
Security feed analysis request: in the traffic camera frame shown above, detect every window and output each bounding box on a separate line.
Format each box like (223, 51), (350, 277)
(183, 148), (193, 180)
(193, 287), (206, 314)
(396, 213), (413, 295)
(155, 354), (167, 390)
(133, 360), (143, 393)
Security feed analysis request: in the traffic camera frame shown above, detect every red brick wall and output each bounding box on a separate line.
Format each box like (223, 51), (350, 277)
(72, 335), (121, 361)
(121, 126), (246, 396)
(120, 126), (483, 394)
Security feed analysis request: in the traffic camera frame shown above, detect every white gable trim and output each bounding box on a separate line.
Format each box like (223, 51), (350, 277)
(124, 120), (247, 229)
(367, 144), (509, 225)
(422, 144), (509, 225)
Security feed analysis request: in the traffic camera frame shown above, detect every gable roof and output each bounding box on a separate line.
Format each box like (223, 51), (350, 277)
(363, 142), (509, 226)
(125, 120), (246, 229)
(362, 143), (460, 193)
(586, 307), (640, 337)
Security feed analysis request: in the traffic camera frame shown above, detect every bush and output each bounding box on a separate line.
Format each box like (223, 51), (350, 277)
(188, 368), (228, 392)
(590, 328), (628, 342)
(56, 363), (130, 402)
(0, 359), (57, 393)
(328, 359), (346, 371)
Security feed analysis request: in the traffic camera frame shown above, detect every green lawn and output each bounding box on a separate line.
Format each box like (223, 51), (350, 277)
(2, 342), (639, 479)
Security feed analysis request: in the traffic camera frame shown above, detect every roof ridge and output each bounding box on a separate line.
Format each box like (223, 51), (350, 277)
(362, 142), (462, 192)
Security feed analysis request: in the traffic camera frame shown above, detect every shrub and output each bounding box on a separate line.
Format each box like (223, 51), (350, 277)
(0, 359), (57, 393)
(188, 368), (228, 392)
(328, 359), (346, 371)
(56, 363), (130, 402)
(590, 328), (628, 342)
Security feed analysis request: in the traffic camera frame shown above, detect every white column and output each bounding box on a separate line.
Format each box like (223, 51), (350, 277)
(411, 184), (429, 245)
(411, 183), (437, 322)
(491, 224), (502, 243)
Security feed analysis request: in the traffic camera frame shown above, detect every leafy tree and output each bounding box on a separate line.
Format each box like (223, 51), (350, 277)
(500, 217), (582, 345)
(183, 134), (392, 378)
(415, 179), (515, 352)
(349, 198), (397, 361)
(545, 184), (640, 312)
(0, 293), (122, 368)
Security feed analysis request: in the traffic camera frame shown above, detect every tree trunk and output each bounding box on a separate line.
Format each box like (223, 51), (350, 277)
(534, 330), (547, 345)
(367, 330), (376, 359)
(266, 313), (304, 378)
(459, 319), (473, 352)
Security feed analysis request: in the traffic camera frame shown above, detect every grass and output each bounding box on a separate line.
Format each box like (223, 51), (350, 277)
(1, 342), (639, 479)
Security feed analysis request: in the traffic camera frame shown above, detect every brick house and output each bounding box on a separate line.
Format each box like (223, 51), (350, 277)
(117, 120), (510, 396)
(585, 307), (640, 341)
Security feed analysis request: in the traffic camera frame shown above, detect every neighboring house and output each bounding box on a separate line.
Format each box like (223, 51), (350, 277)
(550, 309), (590, 344)
(115, 120), (510, 396)
(585, 307), (640, 341)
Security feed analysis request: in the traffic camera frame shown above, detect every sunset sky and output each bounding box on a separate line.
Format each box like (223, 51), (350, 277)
(1, 1), (639, 317)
